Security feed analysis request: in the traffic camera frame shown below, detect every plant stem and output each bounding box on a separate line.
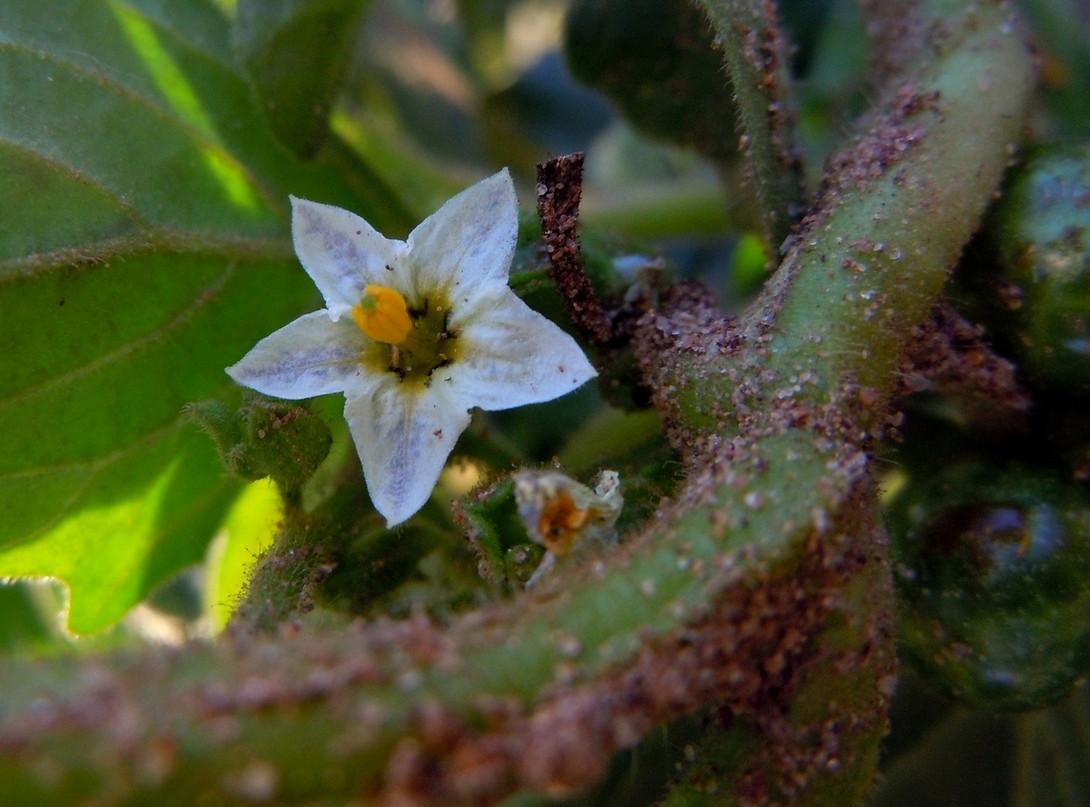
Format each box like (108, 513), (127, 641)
(655, 0), (1034, 433)
(693, 0), (806, 253)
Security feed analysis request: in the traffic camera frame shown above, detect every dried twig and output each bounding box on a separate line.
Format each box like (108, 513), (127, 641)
(536, 153), (614, 344)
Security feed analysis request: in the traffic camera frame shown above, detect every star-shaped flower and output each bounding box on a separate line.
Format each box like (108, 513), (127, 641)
(227, 170), (597, 526)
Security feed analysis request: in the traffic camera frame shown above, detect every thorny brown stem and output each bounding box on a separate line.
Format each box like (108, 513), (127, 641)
(897, 300), (1032, 421)
(535, 153), (616, 345)
(857, 0), (932, 81)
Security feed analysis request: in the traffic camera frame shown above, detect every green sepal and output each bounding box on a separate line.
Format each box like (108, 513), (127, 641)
(455, 476), (524, 589)
(186, 395), (332, 497)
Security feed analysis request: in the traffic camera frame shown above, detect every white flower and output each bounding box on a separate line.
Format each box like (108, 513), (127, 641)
(227, 170), (597, 526)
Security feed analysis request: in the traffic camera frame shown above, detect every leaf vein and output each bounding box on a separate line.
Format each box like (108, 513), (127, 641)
(0, 137), (152, 229)
(0, 39), (284, 223)
(0, 261), (238, 410)
(0, 228), (294, 281)
(0, 417), (185, 551)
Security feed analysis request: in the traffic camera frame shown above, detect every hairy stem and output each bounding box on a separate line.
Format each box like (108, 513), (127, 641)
(693, 0), (805, 253)
(655, 0), (1033, 433)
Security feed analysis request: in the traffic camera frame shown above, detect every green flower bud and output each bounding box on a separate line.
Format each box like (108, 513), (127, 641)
(186, 395), (332, 497)
(455, 477), (524, 589)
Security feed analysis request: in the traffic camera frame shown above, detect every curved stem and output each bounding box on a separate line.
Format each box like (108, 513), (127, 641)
(653, 0), (1033, 434)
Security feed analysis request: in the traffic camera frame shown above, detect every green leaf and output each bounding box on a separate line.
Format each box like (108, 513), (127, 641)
(0, 253), (309, 633)
(0, 0), (402, 632)
(871, 708), (1014, 807)
(235, 0), (371, 159)
(203, 479), (281, 633)
(565, 0), (741, 166)
(0, 582), (56, 655)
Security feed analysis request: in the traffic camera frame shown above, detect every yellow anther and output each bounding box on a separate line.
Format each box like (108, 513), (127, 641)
(352, 285), (412, 344)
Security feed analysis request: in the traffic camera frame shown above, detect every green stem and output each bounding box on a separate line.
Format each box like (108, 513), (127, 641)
(656, 0), (1033, 433)
(693, 0), (805, 252)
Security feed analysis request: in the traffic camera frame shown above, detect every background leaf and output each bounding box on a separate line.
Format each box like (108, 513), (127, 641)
(235, 0), (372, 159)
(0, 0), (401, 632)
(202, 478), (281, 633)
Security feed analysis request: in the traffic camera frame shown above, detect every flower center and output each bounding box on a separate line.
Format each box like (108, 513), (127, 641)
(537, 488), (589, 555)
(352, 285), (412, 345)
(355, 285), (461, 385)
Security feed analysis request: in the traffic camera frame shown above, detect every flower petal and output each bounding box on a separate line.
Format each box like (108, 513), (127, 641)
(291, 196), (408, 321)
(226, 311), (367, 399)
(442, 288), (597, 411)
(405, 170), (517, 301)
(346, 381), (471, 527)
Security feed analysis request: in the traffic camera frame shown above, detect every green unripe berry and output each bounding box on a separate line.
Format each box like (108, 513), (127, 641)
(981, 144), (1090, 391)
(888, 461), (1090, 711)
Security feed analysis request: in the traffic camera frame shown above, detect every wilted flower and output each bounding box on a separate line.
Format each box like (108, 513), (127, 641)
(514, 469), (623, 587)
(227, 170), (597, 526)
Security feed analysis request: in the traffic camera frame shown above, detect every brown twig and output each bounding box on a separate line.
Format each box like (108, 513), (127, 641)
(897, 300), (1032, 419)
(536, 153), (615, 344)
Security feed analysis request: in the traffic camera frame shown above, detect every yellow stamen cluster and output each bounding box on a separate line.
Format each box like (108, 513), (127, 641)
(352, 285), (412, 345)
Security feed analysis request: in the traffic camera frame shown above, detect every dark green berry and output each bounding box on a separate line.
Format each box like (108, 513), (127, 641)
(980, 144), (1090, 391)
(888, 461), (1090, 711)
